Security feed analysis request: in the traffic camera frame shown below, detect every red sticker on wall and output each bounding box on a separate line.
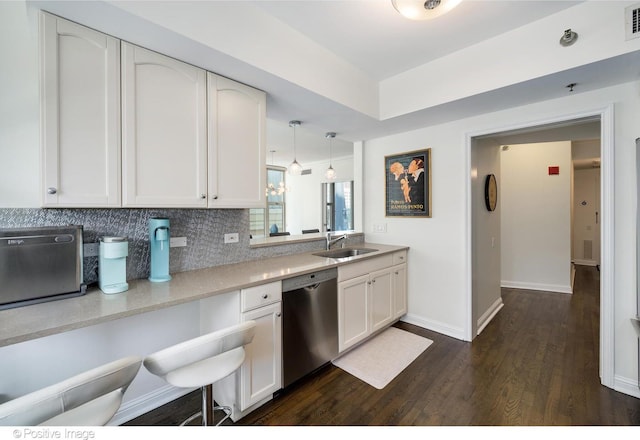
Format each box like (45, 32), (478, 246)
(548, 166), (560, 175)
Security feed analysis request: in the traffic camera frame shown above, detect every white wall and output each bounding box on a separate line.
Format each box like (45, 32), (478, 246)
(363, 81), (639, 395)
(500, 141), (573, 293)
(471, 138), (502, 336)
(573, 167), (601, 265)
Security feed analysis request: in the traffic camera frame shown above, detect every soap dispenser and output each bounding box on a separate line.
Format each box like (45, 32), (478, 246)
(148, 217), (172, 282)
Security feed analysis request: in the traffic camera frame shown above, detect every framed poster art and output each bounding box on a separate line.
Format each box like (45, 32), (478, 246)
(385, 148), (432, 217)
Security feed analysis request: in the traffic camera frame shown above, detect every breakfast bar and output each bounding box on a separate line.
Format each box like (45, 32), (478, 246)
(0, 243), (408, 424)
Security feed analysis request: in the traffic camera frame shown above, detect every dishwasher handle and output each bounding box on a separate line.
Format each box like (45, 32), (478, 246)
(282, 268), (337, 292)
(304, 284), (321, 292)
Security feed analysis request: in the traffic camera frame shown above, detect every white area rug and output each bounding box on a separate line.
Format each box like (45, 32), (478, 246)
(332, 327), (433, 389)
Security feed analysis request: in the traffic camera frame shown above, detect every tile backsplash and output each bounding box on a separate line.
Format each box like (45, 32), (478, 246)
(0, 208), (338, 286)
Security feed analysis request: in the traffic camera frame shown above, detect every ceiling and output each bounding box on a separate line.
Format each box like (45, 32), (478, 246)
(34, 0), (640, 164)
(250, 0), (582, 81)
(238, 0), (638, 147)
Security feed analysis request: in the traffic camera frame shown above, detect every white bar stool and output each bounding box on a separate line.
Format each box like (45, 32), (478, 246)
(143, 320), (256, 426)
(0, 356), (142, 426)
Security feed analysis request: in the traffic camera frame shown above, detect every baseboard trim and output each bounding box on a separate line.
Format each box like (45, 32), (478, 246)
(573, 259), (599, 267)
(501, 280), (573, 294)
(477, 298), (504, 336)
(613, 374), (640, 399)
(401, 313), (466, 341)
(108, 384), (196, 426)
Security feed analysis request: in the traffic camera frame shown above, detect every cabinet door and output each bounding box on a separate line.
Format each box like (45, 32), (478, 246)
(370, 267), (394, 333)
(207, 73), (266, 208)
(338, 274), (370, 352)
(393, 263), (408, 319)
(122, 42), (207, 207)
(40, 12), (121, 207)
(239, 302), (282, 410)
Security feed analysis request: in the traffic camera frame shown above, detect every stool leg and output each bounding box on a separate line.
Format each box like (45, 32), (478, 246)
(203, 385), (214, 426)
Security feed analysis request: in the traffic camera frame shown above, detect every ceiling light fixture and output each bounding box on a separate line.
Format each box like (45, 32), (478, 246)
(391, 0), (462, 20)
(288, 120), (303, 175)
(325, 132), (337, 182)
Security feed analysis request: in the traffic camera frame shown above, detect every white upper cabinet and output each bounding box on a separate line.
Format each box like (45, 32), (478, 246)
(207, 73), (266, 208)
(40, 12), (121, 207)
(121, 42), (208, 208)
(40, 14), (265, 209)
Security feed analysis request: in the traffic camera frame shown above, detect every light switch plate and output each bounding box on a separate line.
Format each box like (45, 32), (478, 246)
(170, 237), (187, 247)
(224, 233), (239, 244)
(373, 223), (387, 233)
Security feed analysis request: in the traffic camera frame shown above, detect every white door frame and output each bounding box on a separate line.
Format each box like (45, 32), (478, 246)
(464, 104), (614, 388)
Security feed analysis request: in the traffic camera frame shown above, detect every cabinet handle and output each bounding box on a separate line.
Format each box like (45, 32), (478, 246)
(395, 271), (399, 275)
(276, 312), (281, 317)
(47, 187), (57, 195)
(212, 195), (218, 200)
(262, 294), (269, 299)
(200, 194), (206, 199)
(367, 281), (372, 285)
(399, 256), (404, 260)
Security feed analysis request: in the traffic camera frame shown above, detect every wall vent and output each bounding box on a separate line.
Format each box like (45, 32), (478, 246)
(625, 3), (640, 40)
(301, 169), (312, 175)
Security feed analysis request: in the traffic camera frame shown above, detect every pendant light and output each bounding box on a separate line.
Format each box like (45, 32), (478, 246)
(288, 120), (303, 175)
(325, 132), (337, 181)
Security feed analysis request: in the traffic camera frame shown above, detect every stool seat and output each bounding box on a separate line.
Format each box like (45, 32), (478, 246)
(0, 356), (142, 426)
(143, 321), (256, 426)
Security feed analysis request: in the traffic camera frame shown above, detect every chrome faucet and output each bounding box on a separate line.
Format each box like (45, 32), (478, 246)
(326, 233), (347, 250)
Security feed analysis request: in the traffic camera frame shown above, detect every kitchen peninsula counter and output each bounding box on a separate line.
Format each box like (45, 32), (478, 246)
(0, 243), (408, 347)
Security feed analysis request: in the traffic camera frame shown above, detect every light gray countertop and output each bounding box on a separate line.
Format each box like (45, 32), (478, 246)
(0, 243), (408, 347)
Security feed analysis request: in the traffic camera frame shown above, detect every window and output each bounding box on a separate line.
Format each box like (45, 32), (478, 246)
(250, 166), (287, 238)
(322, 181), (354, 232)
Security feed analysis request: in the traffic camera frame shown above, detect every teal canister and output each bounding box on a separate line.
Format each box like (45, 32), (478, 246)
(98, 237), (129, 294)
(148, 217), (172, 282)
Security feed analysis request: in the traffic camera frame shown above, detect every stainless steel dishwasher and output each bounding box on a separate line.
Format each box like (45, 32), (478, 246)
(282, 267), (338, 388)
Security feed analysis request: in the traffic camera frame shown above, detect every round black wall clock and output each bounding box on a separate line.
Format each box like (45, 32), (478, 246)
(484, 174), (497, 211)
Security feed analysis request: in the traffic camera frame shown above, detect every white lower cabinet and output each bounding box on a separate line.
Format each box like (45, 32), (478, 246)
(338, 251), (408, 353)
(239, 301), (282, 411)
(392, 263), (408, 318)
(212, 281), (282, 422)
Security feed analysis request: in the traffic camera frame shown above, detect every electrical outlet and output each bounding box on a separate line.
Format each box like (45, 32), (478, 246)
(170, 237), (187, 248)
(84, 242), (99, 257)
(224, 233), (239, 244)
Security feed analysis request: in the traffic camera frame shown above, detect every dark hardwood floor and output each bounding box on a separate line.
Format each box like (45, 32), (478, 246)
(125, 266), (640, 426)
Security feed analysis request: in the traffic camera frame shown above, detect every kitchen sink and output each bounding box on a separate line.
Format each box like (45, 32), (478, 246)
(313, 247), (378, 259)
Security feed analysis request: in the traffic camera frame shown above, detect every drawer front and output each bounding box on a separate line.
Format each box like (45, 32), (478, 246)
(241, 281), (282, 312)
(393, 250), (407, 266)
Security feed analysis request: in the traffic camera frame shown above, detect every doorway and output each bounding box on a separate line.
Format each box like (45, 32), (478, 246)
(465, 106), (614, 388)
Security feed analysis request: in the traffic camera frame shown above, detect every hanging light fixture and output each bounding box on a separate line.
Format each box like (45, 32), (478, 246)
(265, 150), (288, 196)
(288, 120), (303, 175)
(391, 0), (462, 20)
(325, 132), (337, 181)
